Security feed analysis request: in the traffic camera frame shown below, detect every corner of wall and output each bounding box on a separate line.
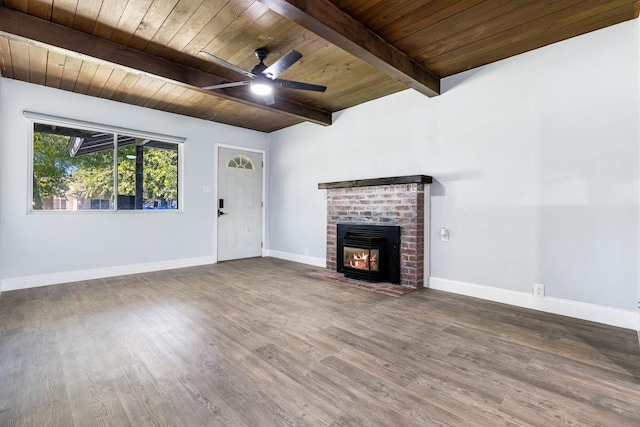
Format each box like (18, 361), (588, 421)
(637, 16), (640, 344)
(0, 75), (4, 294)
(266, 249), (326, 268)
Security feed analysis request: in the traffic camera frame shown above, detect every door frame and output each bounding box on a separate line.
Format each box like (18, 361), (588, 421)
(214, 143), (266, 261)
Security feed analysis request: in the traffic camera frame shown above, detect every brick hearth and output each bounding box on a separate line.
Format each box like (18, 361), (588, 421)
(318, 176), (432, 289)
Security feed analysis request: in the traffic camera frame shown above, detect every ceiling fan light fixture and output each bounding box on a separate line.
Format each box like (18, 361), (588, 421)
(251, 81), (273, 95)
(200, 48), (325, 101)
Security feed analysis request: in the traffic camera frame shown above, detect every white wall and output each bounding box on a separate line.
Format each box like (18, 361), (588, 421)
(268, 19), (639, 328)
(0, 78), (269, 290)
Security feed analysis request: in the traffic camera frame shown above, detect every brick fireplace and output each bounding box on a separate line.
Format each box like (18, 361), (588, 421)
(318, 176), (432, 289)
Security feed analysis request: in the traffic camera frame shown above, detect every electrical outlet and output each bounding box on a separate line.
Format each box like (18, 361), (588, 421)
(533, 283), (545, 298)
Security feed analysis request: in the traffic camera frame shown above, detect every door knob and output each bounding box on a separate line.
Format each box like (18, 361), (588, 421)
(218, 209), (228, 217)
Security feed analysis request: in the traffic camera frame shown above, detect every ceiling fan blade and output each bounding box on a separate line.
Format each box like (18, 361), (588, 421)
(273, 78), (327, 92)
(263, 50), (302, 79)
(199, 51), (256, 78)
(202, 81), (251, 90)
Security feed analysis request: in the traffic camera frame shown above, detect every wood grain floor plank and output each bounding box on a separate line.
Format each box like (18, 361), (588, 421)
(319, 355), (465, 425)
(303, 364), (415, 426)
(525, 359), (640, 421)
(0, 257), (639, 426)
(176, 374), (251, 426)
(232, 349), (345, 425)
(228, 390), (302, 427)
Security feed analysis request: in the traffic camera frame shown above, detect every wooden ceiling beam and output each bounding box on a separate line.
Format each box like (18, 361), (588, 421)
(0, 6), (331, 127)
(257, 0), (440, 97)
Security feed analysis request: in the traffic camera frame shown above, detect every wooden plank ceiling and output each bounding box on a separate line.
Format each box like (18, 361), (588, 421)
(0, 0), (638, 133)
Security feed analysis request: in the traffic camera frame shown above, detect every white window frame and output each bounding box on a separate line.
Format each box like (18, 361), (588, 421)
(25, 111), (185, 214)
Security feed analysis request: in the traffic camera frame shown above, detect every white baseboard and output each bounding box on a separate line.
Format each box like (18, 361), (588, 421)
(429, 277), (639, 331)
(266, 250), (326, 268)
(0, 256), (217, 292)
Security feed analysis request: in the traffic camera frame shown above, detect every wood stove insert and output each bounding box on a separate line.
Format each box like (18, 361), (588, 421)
(337, 223), (401, 284)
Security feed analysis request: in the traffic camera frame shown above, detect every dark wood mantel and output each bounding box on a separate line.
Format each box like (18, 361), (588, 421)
(318, 175), (432, 189)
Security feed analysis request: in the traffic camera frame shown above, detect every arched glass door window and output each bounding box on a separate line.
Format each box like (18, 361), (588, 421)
(227, 154), (255, 170)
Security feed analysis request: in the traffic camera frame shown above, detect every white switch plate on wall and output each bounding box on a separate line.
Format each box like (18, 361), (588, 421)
(440, 228), (450, 241)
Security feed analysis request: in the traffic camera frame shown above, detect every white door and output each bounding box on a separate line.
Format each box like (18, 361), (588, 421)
(217, 147), (263, 261)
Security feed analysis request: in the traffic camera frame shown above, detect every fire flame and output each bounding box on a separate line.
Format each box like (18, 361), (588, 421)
(348, 252), (377, 269)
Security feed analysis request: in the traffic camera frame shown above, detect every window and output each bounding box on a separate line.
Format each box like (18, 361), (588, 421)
(28, 113), (183, 212)
(227, 154), (255, 170)
(116, 136), (179, 210)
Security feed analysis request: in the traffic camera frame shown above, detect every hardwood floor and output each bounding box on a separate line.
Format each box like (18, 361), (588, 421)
(1, 257), (639, 426)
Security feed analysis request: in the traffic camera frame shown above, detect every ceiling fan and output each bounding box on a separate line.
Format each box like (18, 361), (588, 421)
(199, 48), (327, 105)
